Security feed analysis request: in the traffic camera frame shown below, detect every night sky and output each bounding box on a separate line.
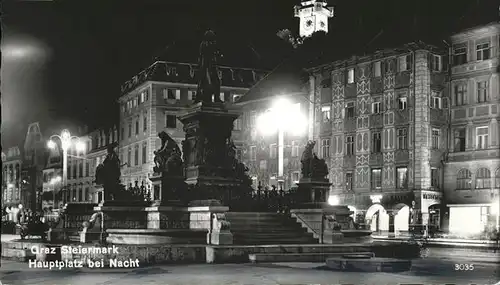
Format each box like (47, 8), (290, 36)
(1, 0), (497, 148)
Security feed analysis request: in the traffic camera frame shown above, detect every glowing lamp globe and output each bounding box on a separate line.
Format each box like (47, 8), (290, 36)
(47, 140), (56, 149)
(328, 195), (340, 206)
(75, 141), (86, 152)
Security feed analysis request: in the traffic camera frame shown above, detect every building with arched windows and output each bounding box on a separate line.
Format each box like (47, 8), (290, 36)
(2, 147), (23, 221)
(443, 22), (500, 237)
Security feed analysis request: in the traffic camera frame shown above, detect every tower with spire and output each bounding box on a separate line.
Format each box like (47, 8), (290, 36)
(294, 0), (334, 38)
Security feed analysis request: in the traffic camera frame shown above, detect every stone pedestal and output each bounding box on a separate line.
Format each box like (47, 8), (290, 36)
(296, 178), (331, 205)
(186, 205), (233, 245)
(149, 173), (185, 207)
(178, 102), (241, 205)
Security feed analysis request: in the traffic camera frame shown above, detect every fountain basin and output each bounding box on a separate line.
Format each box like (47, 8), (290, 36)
(106, 229), (207, 245)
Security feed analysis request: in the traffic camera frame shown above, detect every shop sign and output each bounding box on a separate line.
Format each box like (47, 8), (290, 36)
(423, 193), (442, 200)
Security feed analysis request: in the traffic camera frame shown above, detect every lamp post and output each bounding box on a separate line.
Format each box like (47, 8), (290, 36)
(47, 129), (85, 205)
(256, 97), (307, 190)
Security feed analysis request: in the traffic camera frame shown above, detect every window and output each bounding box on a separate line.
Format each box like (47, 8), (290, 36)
(495, 168), (500, 189)
(372, 131), (381, 153)
(454, 83), (467, 106)
(291, 141), (299, 157)
(398, 55), (411, 71)
(384, 59), (393, 73)
(430, 55), (441, 71)
(164, 89), (180, 100)
(292, 171), (300, 183)
(345, 135), (354, 156)
(475, 168), (491, 189)
(453, 44), (467, 66)
(249, 146), (257, 161)
(127, 148), (131, 167)
(398, 94), (407, 110)
(321, 139), (330, 158)
(142, 142), (147, 164)
(397, 128), (407, 150)
(431, 168), (439, 188)
(432, 128), (440, 149)
(188, 90), (196, 101)
(134, 145), (139, 166)
(372, 97), (381, 114)
(135, 119), (139, 135)
(128, 123), (132, 138)
(476, 127), (488, 149)
(270, 144), (277, 159)
(371, 169), (382, 189)
(347, 68), (354, 84)
(477, 81), (488, 103)
(79, 162), (83, 177)
(456, 169), (472, 190)
(373, 61), (381, 77)
(345, 102), (355, 119)
(233, 118), (242, 131)
(72, 164), (77, 179)
(345, 172), (353, 192)
(85, 162), (90, 177)
(430, 91), (442, 109)
(476, 42), (490, 61)
(396, 167), (408, 189)
(259, 160), (267, 170)
(166, 114), (177, 129)
(143, 114), (148, 131)
(321, 106), (331, 122)
(480, 206), (490, 224)
(454, 128), (466, 152)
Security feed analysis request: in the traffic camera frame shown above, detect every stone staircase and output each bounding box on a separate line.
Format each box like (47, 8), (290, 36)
(224, 212), (318, 245)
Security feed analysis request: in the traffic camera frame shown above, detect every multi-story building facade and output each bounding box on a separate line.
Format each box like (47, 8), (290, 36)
(2, 147), (23, 220)
(118, 61), (266, 187)
(86, 126), (119, 203)
(444, 22), (500, 236)
(308, 44), (449, 236)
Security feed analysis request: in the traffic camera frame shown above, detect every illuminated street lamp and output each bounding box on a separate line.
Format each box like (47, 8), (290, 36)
(50, 176), (62, 209)
(256, 97), (308, 189)
(47, 129), (85, 204)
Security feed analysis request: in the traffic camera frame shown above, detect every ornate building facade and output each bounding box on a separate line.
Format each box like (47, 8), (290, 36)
(308, 44), (449, 236)
(118, 60), (267, 187)
(444, 22), (500, 236)
(2, 147), (23, 220)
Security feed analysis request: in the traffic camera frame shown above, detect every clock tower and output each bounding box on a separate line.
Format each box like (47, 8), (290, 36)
(294, 0), (334, 38)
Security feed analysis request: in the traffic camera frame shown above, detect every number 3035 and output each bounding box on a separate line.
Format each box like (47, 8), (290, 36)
(455, 264), (474, 270)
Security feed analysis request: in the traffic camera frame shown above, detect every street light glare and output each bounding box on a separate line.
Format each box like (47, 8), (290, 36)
(76, 141), (86, 152)
(47, 140), (56, 149)
(328, 195), (340, 206)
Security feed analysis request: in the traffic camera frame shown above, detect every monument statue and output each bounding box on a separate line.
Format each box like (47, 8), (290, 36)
(153, 131), (183, 176)
(195, 30), (222, 104)
(95, 143), (121, 200)
(300, 140), (329, 180)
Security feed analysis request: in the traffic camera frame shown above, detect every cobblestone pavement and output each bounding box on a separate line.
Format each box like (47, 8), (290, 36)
(0, 258), (499, 285)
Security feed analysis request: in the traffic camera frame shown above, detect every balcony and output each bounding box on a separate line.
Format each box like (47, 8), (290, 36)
(451, 56), (498, 76)
(448, 148), (500, 162)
